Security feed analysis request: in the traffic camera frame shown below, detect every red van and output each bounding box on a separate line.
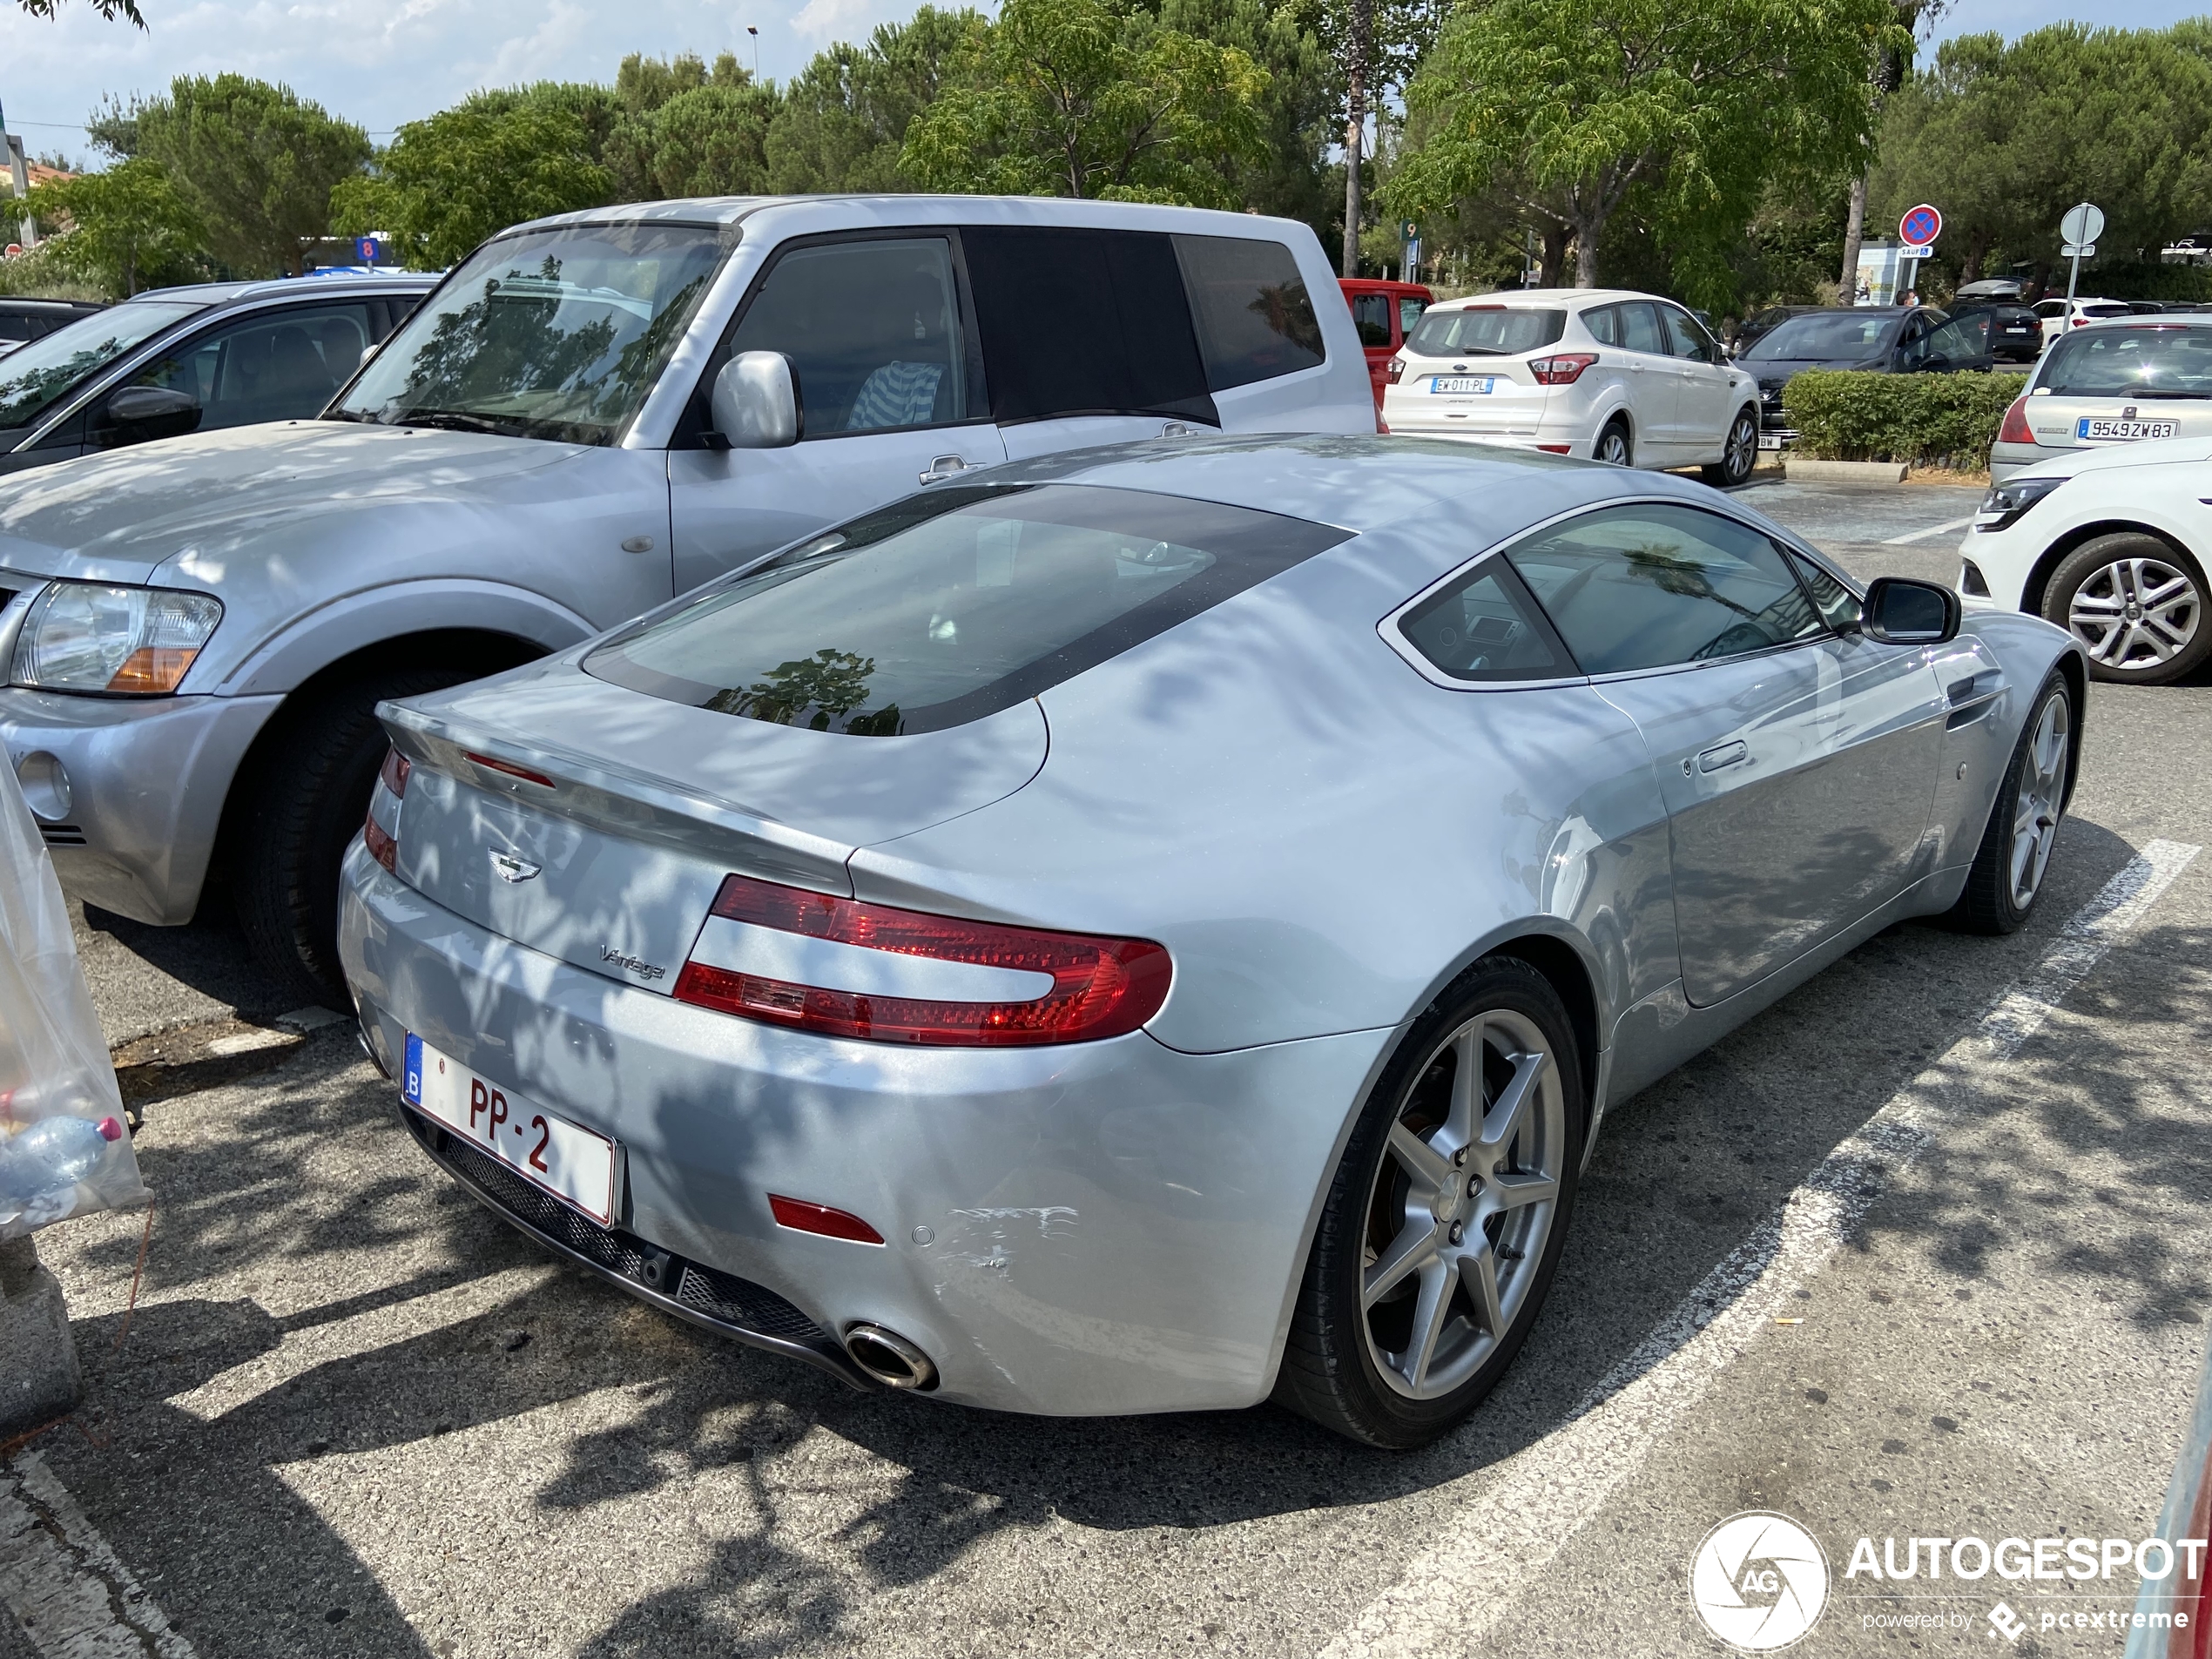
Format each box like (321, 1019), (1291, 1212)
(1339, 278), (1435, 408)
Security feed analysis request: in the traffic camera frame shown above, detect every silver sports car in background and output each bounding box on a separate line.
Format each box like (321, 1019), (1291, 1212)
(338, 435), (2084, 1447)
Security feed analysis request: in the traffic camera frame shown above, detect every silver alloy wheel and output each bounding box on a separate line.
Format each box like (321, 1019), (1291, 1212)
(1359, 1008), (1566, 1399)
(2009, 688), (2070, 909)
(1595, 424), (1631, 466)
(1723, 410), (1757, 481)
(2067, 556), (2202, 672)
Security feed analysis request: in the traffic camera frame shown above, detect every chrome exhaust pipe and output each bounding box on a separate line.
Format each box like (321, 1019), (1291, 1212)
(844, 1323), (938, 1390)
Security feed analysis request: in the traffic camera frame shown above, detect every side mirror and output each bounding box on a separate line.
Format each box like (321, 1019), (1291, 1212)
(1862, 577), (1960, 645)
(96, 385), (201, 448)
(711, 350), (799, 448)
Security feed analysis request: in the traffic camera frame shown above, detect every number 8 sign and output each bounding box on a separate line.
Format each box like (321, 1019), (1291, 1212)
(1899, 204), (1942, 249)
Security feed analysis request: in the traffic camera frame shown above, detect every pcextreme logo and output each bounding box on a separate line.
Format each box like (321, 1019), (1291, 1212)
(1690, 1512), (1831, 1651)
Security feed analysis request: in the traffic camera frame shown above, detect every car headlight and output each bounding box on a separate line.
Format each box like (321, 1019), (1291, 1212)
(11, 582), (223, 694)
(1973, 475), (2065, 533)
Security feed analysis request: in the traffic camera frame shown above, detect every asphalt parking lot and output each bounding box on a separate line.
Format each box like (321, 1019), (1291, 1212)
(11, 475), (2212, 1659)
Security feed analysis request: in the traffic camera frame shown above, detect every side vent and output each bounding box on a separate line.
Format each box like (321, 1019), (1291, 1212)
(39, 824), (87, 847)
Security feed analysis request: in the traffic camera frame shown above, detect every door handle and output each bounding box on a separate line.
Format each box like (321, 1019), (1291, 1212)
(1696, 740), (1748, 773)
(919, 455), (969, 484)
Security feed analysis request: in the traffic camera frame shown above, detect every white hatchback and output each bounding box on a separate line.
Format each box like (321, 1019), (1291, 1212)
(1380, 289), (1762, 484)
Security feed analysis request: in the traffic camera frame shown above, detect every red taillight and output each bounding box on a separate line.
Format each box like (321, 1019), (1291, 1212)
(364, 745), (409, 873)
(673, 873), (1172, 1047)
(1528, 353), (1599, 386)
(464, 751), (554, 788)
(1997, 396), (2034, 446)
(1386, 358), (1405, 385)
(1536, 443), (1573, 454)
(768, 1194), (885, 1244)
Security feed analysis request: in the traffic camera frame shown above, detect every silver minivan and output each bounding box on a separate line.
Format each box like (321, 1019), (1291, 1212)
(0, 196), (1375, 999)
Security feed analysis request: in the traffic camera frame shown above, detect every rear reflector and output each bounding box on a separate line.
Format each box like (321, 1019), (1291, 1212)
(380, 746), (411, 798)
(674, 873), (1172, 1046)
(364, 816), (399, 873)
(769, 1194), (885, 1244)
(364, 745), (408, 873)
(1536, 443), (1573, 454)
(464, 751), (555, 788)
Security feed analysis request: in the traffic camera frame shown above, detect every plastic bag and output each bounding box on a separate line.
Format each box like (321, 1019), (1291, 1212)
(0, 758), (148, 1239)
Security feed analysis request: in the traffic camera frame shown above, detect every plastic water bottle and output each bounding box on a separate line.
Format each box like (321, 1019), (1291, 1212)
(0, 1116), (123, 1202)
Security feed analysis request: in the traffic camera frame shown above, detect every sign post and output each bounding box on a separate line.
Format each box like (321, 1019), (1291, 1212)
(2058, 202), (2104, 307)
(1898, 204), (1942, 300)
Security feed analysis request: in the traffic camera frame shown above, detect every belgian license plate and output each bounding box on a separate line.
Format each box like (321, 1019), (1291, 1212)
(2078, 417), (2178, 441)
(1431, 376), (1494, 395)
(403, 1035), (616, 1224)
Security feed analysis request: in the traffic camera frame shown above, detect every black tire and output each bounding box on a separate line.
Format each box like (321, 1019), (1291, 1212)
(2040, 533), (2210, 685)
(1275, 956), (1585, 1448)
(233, 666), (465, 1008)
(1594, 418), (1632, 468)
(1703, 405), (1759, 487)
(1948, 669), (2075, 935)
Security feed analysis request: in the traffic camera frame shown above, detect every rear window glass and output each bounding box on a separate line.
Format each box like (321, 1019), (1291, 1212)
(585, 485), (1352, 735)
(2080, 304), (2131, 319)
(2039, 326), (2212, 398)
(1406, 307), (1564, 358)
(1174, 235), (1325, 388)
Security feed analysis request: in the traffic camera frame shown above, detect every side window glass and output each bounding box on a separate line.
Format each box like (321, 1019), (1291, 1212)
(1399, 559), (1572, 683)
(961, 226), (1211, 424)
(1925, 317), (1976, 360)
(1662, 307), (1713, 362)
(134, 304), (373, 430)
(1171, 235), (1325, 389)
(1503, 503), (1824, 675)
(1616, 302), (1666, 355)
(730, 238), (968, 435)
(1789, 550), (1861, 631)
(1351, 293), (1392, 347)
(1583, 306), (1620, 347)
(1399, 296), (1428, 339)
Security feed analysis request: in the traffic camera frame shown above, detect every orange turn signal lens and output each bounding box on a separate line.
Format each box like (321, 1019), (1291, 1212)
(105, 646), (200, 694)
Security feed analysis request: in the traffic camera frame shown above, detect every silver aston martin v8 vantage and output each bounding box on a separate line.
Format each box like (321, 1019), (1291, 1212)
(338, 434), (2085, 1447)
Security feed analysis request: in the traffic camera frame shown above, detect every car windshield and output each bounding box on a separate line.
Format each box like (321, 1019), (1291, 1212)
(1741, 313), (1900, 361)
(331, 223), (729, 444)
(586, 484), (1351, 735)
(0, 301), (201, 432)
(2038, 326), (2212, 399)
(1406, 307), (1564, 357)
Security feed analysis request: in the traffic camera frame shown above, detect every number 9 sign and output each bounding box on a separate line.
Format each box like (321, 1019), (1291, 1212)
(1899, 204), (1942, 249)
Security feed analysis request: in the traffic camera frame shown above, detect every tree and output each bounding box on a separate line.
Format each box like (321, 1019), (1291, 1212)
(19, 158), (204, 293)
(331, 98), (613, 268)
(14, 0), (143, 24)
(764, 9), (981, 193)
(1158, 0), (1339, 242)
(98, 77), (369, 276)
(1838, 0), (1946, 298)
(1390, 0), (1905, 290)
(900, 0), (1271, 206)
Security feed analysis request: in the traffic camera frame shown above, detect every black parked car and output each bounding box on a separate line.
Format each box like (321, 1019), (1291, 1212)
(1738, 306), (1995, 447)
(0, 298), (105, 357)
(1938, 300), (2042, 363)
(1728, 304), (1824, 358)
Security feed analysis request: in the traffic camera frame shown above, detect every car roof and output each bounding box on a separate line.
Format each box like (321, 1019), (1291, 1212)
(508, 194), (1318, 243)
(946, 430), (1714, 538)
(1429, 288), (1663, 309)
(127, 272), (440, 307)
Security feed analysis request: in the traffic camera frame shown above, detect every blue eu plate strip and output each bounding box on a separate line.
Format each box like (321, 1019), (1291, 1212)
(403, 1033), (423, 1105)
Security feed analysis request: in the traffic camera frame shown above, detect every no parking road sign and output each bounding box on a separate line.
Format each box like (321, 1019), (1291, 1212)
(1899, 204), (1942, 249)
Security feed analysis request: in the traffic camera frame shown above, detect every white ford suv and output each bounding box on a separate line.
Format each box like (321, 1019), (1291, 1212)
(1379, 288), (1761, 484)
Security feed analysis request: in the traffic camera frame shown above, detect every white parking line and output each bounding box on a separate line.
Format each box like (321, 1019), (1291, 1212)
(0, 1452), (196, 1658)
(1319, 839), (2202, 1659)
(1881, 514), (1977, 545)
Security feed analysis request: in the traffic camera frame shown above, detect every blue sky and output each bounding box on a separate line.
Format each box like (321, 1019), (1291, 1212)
(0, 0), (2198, 167)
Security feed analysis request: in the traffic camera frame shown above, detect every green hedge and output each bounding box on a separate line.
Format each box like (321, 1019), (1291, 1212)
(1781, 369), (2027, 469)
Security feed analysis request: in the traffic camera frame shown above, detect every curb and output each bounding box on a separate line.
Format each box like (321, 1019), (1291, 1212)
(0, 1238), (82, 1439)
(1783, 456), (1910, 483)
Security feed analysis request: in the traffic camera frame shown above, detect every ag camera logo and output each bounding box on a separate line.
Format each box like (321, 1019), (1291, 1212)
(1690, 1512), (1831, 1650)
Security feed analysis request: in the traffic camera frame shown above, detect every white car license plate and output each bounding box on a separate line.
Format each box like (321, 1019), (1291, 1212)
(403, 1035), (617, 1224)
(1431, 376), (1494, 395)
(2078, 417), (2178, 441)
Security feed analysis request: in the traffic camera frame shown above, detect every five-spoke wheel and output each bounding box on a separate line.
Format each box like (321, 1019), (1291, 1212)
(1277, 957), (1583, 1447)
(2043, 534), (2209, 685)
(1952, 669), (2076, 934)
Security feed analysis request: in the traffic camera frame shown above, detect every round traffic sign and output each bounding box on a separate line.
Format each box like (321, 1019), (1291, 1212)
(1898, 204), (1942, 248)
(2060, 202), (2105, 246)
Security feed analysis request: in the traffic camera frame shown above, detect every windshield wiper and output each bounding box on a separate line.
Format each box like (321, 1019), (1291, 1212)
(319, 408), (381, 424)
(394, 409), (533, 437)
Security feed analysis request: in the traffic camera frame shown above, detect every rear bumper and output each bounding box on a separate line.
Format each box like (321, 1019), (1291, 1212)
(337, 847), (1393, 1416)
(1988, 439), (2066, 483)
(0, 687), (280, 924)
